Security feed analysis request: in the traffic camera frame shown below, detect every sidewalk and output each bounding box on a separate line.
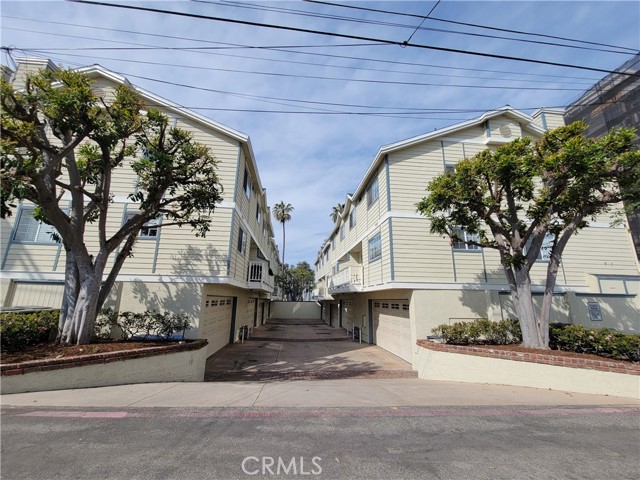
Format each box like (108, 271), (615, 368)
(2, 378), (638, 409)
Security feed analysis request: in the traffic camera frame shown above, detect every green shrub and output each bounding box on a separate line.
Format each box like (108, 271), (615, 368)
(550, 323), (640, 361)
(0, 310), (59, 352)
(116, 310), (192, 341)
(431, 318), (521, 345)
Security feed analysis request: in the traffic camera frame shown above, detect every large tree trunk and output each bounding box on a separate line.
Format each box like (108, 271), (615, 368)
(513, 267), (547, 349)
(57, 248), (79, 343)
(59, 259), (106, 345)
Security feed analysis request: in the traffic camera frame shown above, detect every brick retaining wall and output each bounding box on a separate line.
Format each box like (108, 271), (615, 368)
(416, 340), (640, 376)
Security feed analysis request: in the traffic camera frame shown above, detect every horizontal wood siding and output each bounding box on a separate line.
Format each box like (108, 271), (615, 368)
(2, 244), (60, 272)
(392, 217), (455, 283)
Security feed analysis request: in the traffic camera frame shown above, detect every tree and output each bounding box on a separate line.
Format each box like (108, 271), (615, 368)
(272, 201), (294, 266)
(276, 261), (315, 301)
(417, 122), (639, 349)
(1, 68), (223, 344)
(330, 203), (345, 223)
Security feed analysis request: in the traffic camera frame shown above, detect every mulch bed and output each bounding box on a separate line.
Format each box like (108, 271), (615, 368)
(1, 341), (181, 364)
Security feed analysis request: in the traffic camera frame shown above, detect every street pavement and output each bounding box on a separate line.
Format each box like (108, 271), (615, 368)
(2, 317), (639, 480)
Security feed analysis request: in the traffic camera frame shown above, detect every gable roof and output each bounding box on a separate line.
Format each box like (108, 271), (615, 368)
(351, 106), (546, 204)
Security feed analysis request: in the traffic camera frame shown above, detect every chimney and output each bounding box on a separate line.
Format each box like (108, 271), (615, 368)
(12, 57), (59, 91)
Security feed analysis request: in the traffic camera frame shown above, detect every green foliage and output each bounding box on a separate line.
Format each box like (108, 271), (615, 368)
(93, 308), (119, 340)
(549, 324), (640, 361)
(432, 319), (639, 361)
(431, 318), (522, 345)
(276, 261), (315, 301)
(114, 310), (192, 341)
(0, 310), (59, 352)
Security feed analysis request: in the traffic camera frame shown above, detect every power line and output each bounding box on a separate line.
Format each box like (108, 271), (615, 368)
(304, 0), (639, 54)
(3, 15), (602, 82)
(404, 0), (440, 45)
(68, 0), (640, 77)
(204, 0), (633, 56)
(7, 28), (594, 86)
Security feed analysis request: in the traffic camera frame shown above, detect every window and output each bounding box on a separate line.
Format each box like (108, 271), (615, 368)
(331, 236), (336, 250)
(243, 168), (251, 198)
(451, 227), (480, 251)
(238, 227), (246, 254)
(349, 209), (356, 229)
(444, 164), (455, 173)
(391, 303), (400, 310)
(402, 304), (409, 311)
(366, 176), (379, 207)
(340, 224), (345, 241)
(382, 302), (389, 309)
(256, 203), (261, 224)
(368, 233), (382, 261)
(526, 232), (555, 261)
(374, 302), (380, 308)
(125, 211), (160, 239)
(324, 250), (329, 262)
(13, 207), (59, 243)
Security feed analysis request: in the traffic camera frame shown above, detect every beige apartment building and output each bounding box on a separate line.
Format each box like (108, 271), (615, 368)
(314, 107), (640, 367)
(0, 58), (279, 356)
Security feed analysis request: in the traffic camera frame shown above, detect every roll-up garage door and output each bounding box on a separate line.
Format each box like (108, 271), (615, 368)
(372, 300), (412, 363)
(202, 296), (233, 356)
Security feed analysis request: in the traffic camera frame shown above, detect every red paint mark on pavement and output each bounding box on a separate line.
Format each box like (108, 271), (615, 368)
(18, 411), (129, 418)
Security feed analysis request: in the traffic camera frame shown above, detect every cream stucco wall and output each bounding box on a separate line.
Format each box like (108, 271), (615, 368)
(270, 301), (321, 320)
(416, 346), (639, 399)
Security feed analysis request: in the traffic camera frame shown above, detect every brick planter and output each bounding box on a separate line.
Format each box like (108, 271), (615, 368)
(416, 340), (640, 399)
(1, 340), (208, 395)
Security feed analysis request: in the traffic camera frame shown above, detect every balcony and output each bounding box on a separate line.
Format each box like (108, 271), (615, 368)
(328, 266), (363, 292)
(247, 260), (274, 292)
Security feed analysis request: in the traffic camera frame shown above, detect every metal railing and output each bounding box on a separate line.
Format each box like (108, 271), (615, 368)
(248, 260), (274, 291)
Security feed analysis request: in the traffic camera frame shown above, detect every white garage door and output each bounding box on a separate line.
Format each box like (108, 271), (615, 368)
(373, 300), (412, 363)
(330, 303), (340, 327)
(343, 300), (354, 330)
(202, 295), (233, 356)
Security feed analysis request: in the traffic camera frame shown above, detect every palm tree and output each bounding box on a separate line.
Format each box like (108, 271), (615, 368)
(330, 203), (345, 223)
(273, 201), (294, 266)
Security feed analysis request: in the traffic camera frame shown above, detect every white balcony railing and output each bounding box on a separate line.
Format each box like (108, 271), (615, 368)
(248, 260), (274, 291)
(329, 266), (363, 290)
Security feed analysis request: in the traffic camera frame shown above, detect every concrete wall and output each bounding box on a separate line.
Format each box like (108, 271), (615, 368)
(270, 301), (321, 320)
(1, 342), (208, 395)
(416, 345), (639, 399)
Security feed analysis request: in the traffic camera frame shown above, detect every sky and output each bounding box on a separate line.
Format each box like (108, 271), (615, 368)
(2, 1), (639, 268)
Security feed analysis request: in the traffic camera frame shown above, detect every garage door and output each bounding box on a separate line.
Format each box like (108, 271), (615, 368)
(202, 295), (233, 356)
(330, 303), (340, 327)
(10, 281), (64, 308)
(373, 300), (412, 363)
(343, 300), (354, 330)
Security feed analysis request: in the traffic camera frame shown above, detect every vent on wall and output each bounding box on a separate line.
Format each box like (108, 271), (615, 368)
(499, 125), (512, 138)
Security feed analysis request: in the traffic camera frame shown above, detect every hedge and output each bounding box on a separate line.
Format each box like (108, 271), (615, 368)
(432, 319), (640, 362)
(0, 310), (59, 352)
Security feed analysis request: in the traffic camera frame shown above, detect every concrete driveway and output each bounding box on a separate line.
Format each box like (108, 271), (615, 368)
(205, 318), (416, 381)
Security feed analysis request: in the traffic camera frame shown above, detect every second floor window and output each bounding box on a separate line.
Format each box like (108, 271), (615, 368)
(368, 233), (382, 262)
(349, 209), (356, 229)
(256, 203), (261, 224)
(13, 206), (59, 243)
(340, 224), (345, 241)
(451, 227), (480, 251)
(366, 176), (379, 208)
(243, 168), (251, 198)
(238, 227), (247, 254)
(125, 212), (160, 239)
(331, 236), (336, 250)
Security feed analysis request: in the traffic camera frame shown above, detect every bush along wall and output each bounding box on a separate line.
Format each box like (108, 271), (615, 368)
(431, 319), (639, 362)
(0, 310), (59, 352)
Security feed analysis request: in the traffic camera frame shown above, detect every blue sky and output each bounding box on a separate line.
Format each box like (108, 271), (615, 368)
(2, 1), (639, 266)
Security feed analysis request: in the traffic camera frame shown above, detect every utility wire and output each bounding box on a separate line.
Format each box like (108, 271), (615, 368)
(304, 0), (639, 53)
(198, 0), (633, 55)
(404, 0), (439, 45)
(68, 0), (640, 77)
(3, 15), (602, 82)
(7, 28), (593, 86)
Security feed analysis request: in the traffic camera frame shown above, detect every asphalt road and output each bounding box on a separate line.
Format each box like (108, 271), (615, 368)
(1, 405), (639, 480)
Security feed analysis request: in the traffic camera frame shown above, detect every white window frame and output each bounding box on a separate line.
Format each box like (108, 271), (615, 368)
(525, 232), (555, 261)
(238, 227), (247, 254)
(451, 227), (481, 251)
(256, 203), (261, 224)
(12, 206), (59, 244)
(340, 224), (345, 241)
(349, 209), (356, 229)
(368, 233), (382, 262)
(243, 168), (251, 199)
(124, 211), (161, 239)
(366, 176), (379, 208)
